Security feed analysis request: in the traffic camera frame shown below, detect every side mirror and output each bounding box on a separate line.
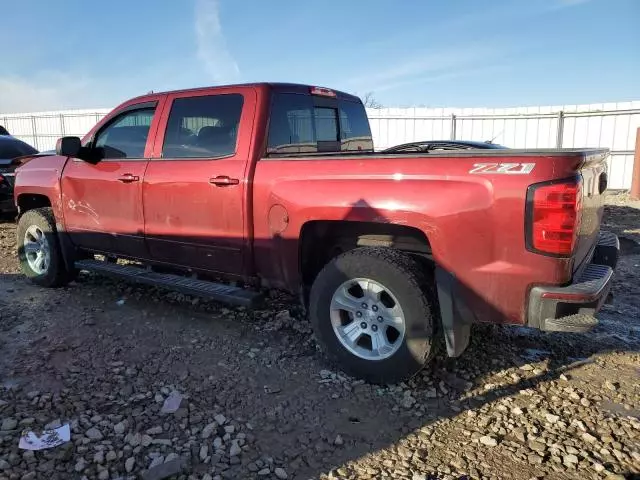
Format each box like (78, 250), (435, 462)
(55, 136), (82, 157)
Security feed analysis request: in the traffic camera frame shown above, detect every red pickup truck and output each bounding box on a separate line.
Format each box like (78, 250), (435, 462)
(13, 83), (619, 383)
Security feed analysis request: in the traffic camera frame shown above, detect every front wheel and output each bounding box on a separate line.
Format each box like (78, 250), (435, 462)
(17, 208), (75, 287)
(309, 247), (438, 384)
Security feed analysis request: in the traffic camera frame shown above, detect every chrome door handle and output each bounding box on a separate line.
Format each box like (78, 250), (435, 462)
(209, 176), (239, 186)
(118, 174), (139, 183)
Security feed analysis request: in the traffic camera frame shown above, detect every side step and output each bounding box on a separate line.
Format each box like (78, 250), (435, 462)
(75, 259), (263, 308)
(541, 314), (598, 333)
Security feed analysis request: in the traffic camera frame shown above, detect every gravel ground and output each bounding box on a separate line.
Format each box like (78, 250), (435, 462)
(0, 194), (639, 480)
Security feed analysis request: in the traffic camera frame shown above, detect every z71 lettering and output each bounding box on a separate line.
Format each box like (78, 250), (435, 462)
(469, 163), (536, 174)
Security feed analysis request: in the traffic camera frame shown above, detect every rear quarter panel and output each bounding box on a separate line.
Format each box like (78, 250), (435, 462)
(253, 150), (592, 325)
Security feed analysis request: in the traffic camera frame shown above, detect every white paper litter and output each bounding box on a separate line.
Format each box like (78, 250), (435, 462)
(19, 424), (70, 450)
(161, 391), (183, 413)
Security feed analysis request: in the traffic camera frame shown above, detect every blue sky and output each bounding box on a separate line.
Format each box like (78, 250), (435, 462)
(1, 0), (638, 112)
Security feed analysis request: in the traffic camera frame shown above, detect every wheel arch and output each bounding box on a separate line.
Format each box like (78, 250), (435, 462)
(299, 220), (433, 290)
(16, 193), (52, 216)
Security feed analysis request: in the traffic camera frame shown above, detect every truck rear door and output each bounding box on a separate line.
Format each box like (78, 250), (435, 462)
(142, 87), (257, 275)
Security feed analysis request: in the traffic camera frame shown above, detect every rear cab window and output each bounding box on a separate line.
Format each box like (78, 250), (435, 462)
(267, 89), (373, 155)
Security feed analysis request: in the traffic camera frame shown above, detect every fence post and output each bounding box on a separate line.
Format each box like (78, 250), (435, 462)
(630, 128), (640, 200)
(30, 115), (38, 150)
(59, 114), (66, 136)
(450, 114), (457, 140)
(556, 111), (564, 148)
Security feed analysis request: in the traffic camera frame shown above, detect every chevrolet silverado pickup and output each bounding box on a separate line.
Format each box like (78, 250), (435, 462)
(13, 83), (619, 383)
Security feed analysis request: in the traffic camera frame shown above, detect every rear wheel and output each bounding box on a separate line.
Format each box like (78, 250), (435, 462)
(17, 208), (75, 287)
(310, 247), (438, 384)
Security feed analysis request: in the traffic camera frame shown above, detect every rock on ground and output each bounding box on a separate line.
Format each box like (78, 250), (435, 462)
(0, 196), (638, 480)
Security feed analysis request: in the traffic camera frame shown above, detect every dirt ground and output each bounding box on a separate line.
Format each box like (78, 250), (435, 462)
(0, 194), (638, 480)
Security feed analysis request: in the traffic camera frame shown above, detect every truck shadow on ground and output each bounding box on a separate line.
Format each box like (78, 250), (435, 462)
(1, 203), (639, 479)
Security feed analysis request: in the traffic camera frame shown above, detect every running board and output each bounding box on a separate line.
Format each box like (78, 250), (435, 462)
(75, 259), (262, 308)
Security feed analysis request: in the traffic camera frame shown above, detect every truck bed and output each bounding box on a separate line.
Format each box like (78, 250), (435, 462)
(254, 147), (609, 326)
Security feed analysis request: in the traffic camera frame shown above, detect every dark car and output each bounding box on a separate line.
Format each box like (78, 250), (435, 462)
(0, 133), (39, 213)
(382, 140), (508, 153)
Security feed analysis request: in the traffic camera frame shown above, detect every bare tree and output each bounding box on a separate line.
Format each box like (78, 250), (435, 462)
(360, 92), (383, 109)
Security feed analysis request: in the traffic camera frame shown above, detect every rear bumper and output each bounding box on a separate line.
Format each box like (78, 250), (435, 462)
(527, 231), (619, 332)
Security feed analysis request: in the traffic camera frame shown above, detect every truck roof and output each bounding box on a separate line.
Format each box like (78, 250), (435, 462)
(126, 82), (361, 104)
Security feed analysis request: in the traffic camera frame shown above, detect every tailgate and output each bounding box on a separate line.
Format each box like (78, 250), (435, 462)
(574, 151), (609, 273)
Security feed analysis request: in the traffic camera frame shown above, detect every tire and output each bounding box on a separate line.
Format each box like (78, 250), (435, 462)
(17, 208), (75, 287)
(309, 247), (438, 384)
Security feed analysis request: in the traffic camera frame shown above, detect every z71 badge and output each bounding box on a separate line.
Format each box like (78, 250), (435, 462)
(469, 163), (535, 174)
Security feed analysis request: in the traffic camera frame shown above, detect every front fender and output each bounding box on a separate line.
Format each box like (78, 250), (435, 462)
(14, 155), (69, 225)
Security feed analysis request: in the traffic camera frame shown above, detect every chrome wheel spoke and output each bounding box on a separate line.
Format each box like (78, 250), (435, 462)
(377, 331), (394, 355)
(359, 279), (383, 303)
(384, 313), (404, 328)
(342, 321), (362, 344)
(34, 255), (45, 271)
(370, 331), (382, 353)
(331, 288), (361, 313)
(371, 330), (395, 356)
(24, 242), (40, 254)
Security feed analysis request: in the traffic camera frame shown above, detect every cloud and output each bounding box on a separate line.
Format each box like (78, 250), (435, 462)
(346, 45), (506, 95)
(0, 73), (112, 114)
(555, 0), (592, 6)
(0, 62), (200, 114)
(0, 0), (241, 113)
(194, 0), (240, 84)
(544, 0), (593, 11)
(371, 65), (510, 94)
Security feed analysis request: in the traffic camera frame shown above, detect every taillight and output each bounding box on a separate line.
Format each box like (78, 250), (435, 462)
(526, 177), (582, 256)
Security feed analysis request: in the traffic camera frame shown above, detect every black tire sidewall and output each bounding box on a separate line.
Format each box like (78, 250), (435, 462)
(310, 248), (435, 384)
(17, 209), (66, 287)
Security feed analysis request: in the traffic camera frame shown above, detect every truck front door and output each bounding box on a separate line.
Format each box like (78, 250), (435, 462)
(61, 101), (164, 258)
(142, 88), (256, 275)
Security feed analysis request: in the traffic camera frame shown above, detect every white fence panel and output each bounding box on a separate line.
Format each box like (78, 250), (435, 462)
(1, 109), (110, 151)
(368, 101), (639, 189)
(2, 101), (638, 189)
